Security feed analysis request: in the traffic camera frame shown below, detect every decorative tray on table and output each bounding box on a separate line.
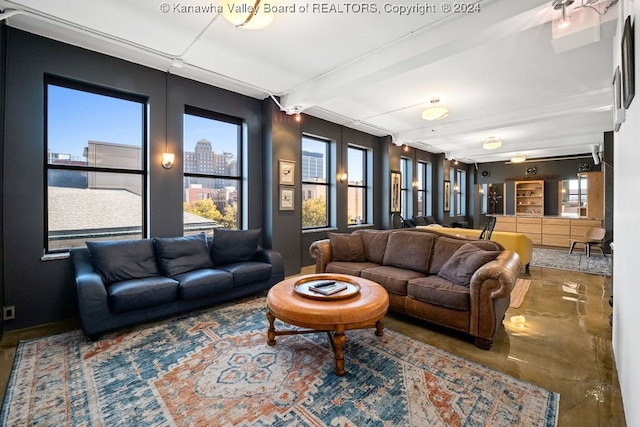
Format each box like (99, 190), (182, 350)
(293, 276), (360, 300)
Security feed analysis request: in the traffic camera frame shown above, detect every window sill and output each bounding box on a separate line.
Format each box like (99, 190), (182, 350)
(41, 252), (70, 262)
(348, 224), (374, 230)
(302, 227), (338, 235)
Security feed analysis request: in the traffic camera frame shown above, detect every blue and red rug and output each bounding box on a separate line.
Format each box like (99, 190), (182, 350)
(0, 297), (558, 426)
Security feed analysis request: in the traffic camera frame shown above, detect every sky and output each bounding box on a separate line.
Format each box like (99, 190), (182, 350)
(47, 84), (239, 159)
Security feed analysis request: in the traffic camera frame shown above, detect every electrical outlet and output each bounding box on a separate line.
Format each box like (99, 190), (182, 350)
(2, 306), (15, 321)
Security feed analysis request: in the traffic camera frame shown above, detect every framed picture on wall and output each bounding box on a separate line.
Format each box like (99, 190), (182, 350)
(390, 170), (401, 213)
(622, 15), (635, 109)
(444, 180), (451, 212)
(279, 187), (294, 211)
(613, 65), (626, 131)
(279, 159), (295, 185)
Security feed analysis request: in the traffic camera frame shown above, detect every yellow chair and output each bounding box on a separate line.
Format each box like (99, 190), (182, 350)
(569, 227), (606, 257)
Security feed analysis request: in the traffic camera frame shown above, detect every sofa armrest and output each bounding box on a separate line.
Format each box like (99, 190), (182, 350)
(254, 248), (285, 280)
(69, 248), (113, 338)
(468, 250), (521, 344)
(309, 239), (332, 273)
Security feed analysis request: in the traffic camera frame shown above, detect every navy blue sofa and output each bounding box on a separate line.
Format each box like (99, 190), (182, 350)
(70, 229), (284, 339)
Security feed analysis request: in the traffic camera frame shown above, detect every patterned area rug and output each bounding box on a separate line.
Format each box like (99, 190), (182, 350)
(0, 297), (559, 426)
(531, 247), (612, 276)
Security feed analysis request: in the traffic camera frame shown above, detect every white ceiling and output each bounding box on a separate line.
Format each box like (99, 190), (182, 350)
(0, 0), (619, 163)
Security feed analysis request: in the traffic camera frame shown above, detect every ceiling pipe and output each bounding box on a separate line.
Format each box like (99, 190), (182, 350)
(0, 9), (25, 21)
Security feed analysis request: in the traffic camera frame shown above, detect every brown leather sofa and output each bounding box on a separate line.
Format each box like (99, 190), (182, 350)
(309, 229), (521, 349)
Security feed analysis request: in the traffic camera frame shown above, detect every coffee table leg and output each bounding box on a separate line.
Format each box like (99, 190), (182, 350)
(327, 329), (346, 376)
(375, 319), (384, 337)
(266, 311), (276, 346)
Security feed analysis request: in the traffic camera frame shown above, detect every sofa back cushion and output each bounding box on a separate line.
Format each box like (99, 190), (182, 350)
(328, 232), (365, 262)
(356, 229), (393, 264)
(153, 232), (214, 277)
(211, 228), (261, 266)
(382, 231), (436, 274)
(87, 239), (160, 284)
(429, 236), (502, 275)
(437, 243), (501, 286)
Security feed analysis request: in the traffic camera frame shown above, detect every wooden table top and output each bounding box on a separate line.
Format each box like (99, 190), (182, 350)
(266, 273), (389, 328)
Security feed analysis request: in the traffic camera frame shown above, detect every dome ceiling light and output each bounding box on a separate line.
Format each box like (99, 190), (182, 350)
(482, 137), (502, 150)
(421, 98), (449, 121)
(511, 153), (526, 163)
(220, 0), (274, 29)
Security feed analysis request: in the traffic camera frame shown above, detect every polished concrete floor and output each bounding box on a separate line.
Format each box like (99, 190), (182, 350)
(0, 263), (626, 426)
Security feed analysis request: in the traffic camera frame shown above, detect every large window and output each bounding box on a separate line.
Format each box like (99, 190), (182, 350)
(46, 79), (146, 252)
(302, 136), (330, 229)
(183, 108), (241, 234)
(417, 161), (432, 216)
(400, 157), (410, 219)
(456, 169), (466, 216)
(347, 146), (368, 225)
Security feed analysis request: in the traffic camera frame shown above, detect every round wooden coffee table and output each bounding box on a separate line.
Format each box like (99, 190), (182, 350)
(266, 273), (389, 376)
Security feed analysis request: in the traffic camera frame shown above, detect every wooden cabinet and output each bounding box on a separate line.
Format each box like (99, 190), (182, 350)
(577, 172), (604, 219)
(515, 180), (544, 216)
(491, 216), (603, 248)
(542, 218), (571, 247)
(516, 217), (542, 244)
(494, 216), (516, 232)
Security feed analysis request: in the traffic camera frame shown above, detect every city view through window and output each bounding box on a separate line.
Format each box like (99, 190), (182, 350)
(183, 112), (241, 234)
(46, 82), (145, 251)
(46, 83), (243, 252)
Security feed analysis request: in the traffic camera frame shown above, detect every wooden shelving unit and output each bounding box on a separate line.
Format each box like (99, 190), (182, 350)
(515, 180), (544, 216)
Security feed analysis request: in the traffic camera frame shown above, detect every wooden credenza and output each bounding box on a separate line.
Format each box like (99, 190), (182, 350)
(493, 216), (603, 248)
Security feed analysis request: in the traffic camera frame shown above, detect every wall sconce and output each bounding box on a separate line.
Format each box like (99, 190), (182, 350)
(479, 186), (484, 194)
(453, 184), (459, 192)
(339, 172), (348, 183)
(412, 181), (418, 188)
(162, 152), (175, 169)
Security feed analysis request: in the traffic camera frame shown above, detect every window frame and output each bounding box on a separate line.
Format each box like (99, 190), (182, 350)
(301, 134), (331, 230)
(417, 161), (432, 217)
(347, 145), (368, 226)
(44, 76), (148, 253)
(456, 168), (466, 216)
(183, 106), (244, 233)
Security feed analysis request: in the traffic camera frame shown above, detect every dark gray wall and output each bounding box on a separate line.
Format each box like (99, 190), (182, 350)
(2, 29), (266, 330)
(0, 22), (6, 338)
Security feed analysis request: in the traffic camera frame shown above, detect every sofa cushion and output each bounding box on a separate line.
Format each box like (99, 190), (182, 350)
(361, 265), (425, 295)
(429, 236), (502, 275)
(407, 275), (471, 311)
(173, 269), (234, 300)
(218, 262), (272, 287)
(86, 239), (160, 284)
(382, 231), (436, 274)
(325, 261), (380, 277)
(357, 230), (393, 264)
(107, 276), (179, 313)
(437, 243), (500, 286)
(153, 232), (214, 277)
(328, 232), (366, 262)
(211, 228), (261, 266)
(412, 215), (427, 226)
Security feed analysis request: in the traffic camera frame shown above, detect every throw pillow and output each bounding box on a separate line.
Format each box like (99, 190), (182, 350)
(153, 232), (214, 277)
(437, 242), (500, 286)
(211, 228), (261, 266)
(328, 232), (366, 262)
(87, 239), (160, 284)
(412, 215), (427, 226)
